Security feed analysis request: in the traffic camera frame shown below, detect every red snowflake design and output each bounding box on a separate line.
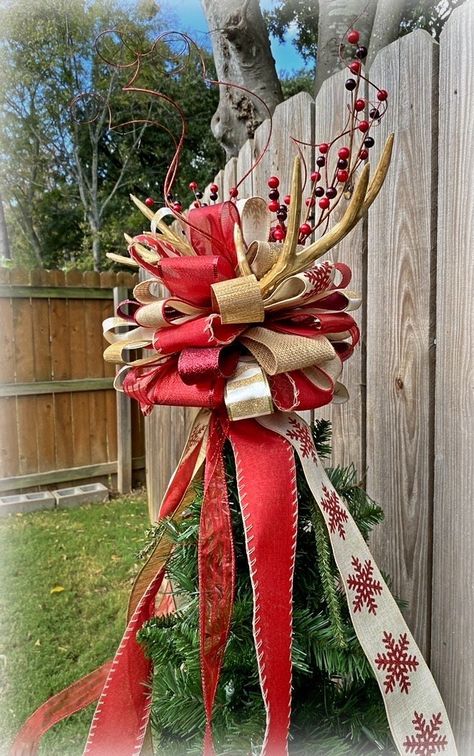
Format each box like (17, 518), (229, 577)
(347, 556), (383, 615)
(320, 484), (348, 539)
(403, 712), (448, 755)
(375, 631), (419, 694)
(286, 417), (317, 462)
(303, 261), (332, 293)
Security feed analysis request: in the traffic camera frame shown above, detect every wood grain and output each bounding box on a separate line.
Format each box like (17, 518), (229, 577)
(366, 30), (438, 656)
(223, 157), (237, 199)
(236, 138), (254, 197)
(69, 296), (91, 467)
(431, 1), (474, 748)
(252, 117), (272, 198)
(253, 92), (314, 200)
(313, 71), (366, 472)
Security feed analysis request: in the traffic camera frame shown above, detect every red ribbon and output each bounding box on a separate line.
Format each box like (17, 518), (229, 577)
(228, 420), (298, 755)
(199, 414), (235, 754)
(12, 202), (360, 756)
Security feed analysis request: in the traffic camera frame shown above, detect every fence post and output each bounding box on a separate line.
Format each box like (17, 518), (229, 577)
(432, 1), (474, 747)
(113, 286), (132, 493)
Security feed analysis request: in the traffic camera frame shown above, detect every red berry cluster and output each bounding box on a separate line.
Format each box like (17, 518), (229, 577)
(298, 27), (389, 243)
(141, 28), (388, 237)
(267, 176), (289, 240)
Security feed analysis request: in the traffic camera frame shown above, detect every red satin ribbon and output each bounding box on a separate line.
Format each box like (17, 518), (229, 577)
(178, 347), (239, 385)
(123, 358), (227, 413)
(153, 314), (244, 354)
(81, 566), (166, 756)
(229, 420), (298, 755)
(157, 256), (235, 306)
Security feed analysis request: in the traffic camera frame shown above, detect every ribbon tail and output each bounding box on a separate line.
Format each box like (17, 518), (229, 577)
(83, 413), (210, 756)
(258, 411), (458, 756)
(82, 567), (166, 756)
(10, 662), (112, 756)
(228, 419), (298, 756)
(199, 415), (235, 755)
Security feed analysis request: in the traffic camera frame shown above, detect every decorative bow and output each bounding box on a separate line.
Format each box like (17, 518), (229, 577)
(11, 146), (458, 756)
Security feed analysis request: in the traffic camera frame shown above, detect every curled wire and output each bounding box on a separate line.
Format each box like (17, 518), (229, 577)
(70, 28), (275, 247)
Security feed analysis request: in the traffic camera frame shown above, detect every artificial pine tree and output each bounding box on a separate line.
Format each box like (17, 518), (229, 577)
(138, 420), (398, 755)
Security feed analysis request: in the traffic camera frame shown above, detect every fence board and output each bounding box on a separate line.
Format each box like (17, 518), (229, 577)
(85, 299), (109, 465)
(366, 31), (438, 657)
(145, 405), (193, 522)
(252, 118), (272, 197)
(69, 297), (91, 467)
(253, 92), (314, 201)
(313, 71), (366, 472)
(0, 292), (15, 384)
(272, 92), (314, 195)
(32, 298), (51, 381)
(12, 296), (35, 383)
(36, 395), (55, 473)
(53, 393), (74, 470)
(432, 1), (474, 748)
(17, 397), (39, 474)
(236, 139), (254, 197)
(0, 399), (19, 477)
(223, 157), (237, 199)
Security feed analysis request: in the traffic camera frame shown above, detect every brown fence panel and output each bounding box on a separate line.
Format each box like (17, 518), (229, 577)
(0, 268), (143, 493)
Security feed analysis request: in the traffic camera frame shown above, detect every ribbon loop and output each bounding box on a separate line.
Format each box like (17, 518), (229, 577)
(240, 327), (336, 375)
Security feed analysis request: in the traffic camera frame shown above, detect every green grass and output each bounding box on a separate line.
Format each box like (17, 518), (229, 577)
(0, 491), (150, 756)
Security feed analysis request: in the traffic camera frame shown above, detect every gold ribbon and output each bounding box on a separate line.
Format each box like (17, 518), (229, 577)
(211, 274), (265, 324)
(240, 327), (336, 375)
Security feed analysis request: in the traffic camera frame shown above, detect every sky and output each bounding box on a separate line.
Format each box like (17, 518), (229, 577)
(160, 0), (308, 76)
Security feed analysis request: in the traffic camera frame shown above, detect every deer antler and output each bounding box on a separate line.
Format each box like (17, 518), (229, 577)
(353, 132), (394, 223)
(257, 133), (394, 296)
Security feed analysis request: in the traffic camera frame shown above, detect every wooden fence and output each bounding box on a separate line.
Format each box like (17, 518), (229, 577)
(145, 2), (474, 750)
(0, 268), (145, 493)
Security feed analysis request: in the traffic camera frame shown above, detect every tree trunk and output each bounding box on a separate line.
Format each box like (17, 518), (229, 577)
(367, 0), (406, 67)
(92, 233), (101, 271)
(201, 0), (284, 158)
(315, 0), (377, 94)
(89, 214), (101, 271)
(0, 193), (11, 260)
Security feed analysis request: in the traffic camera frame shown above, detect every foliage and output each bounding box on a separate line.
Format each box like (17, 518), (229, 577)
(0, 490), (150, 755)
(264, 0), (465, 64)
(0, 0), (224, 270)
(138, 421), (397, 755)
(280, 69), (315, 99)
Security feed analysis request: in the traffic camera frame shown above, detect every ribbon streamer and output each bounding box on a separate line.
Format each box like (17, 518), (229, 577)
(12, 178), (458, 756)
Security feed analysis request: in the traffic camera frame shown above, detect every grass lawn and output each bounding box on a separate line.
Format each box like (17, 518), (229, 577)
(0, 490), (150, 755)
